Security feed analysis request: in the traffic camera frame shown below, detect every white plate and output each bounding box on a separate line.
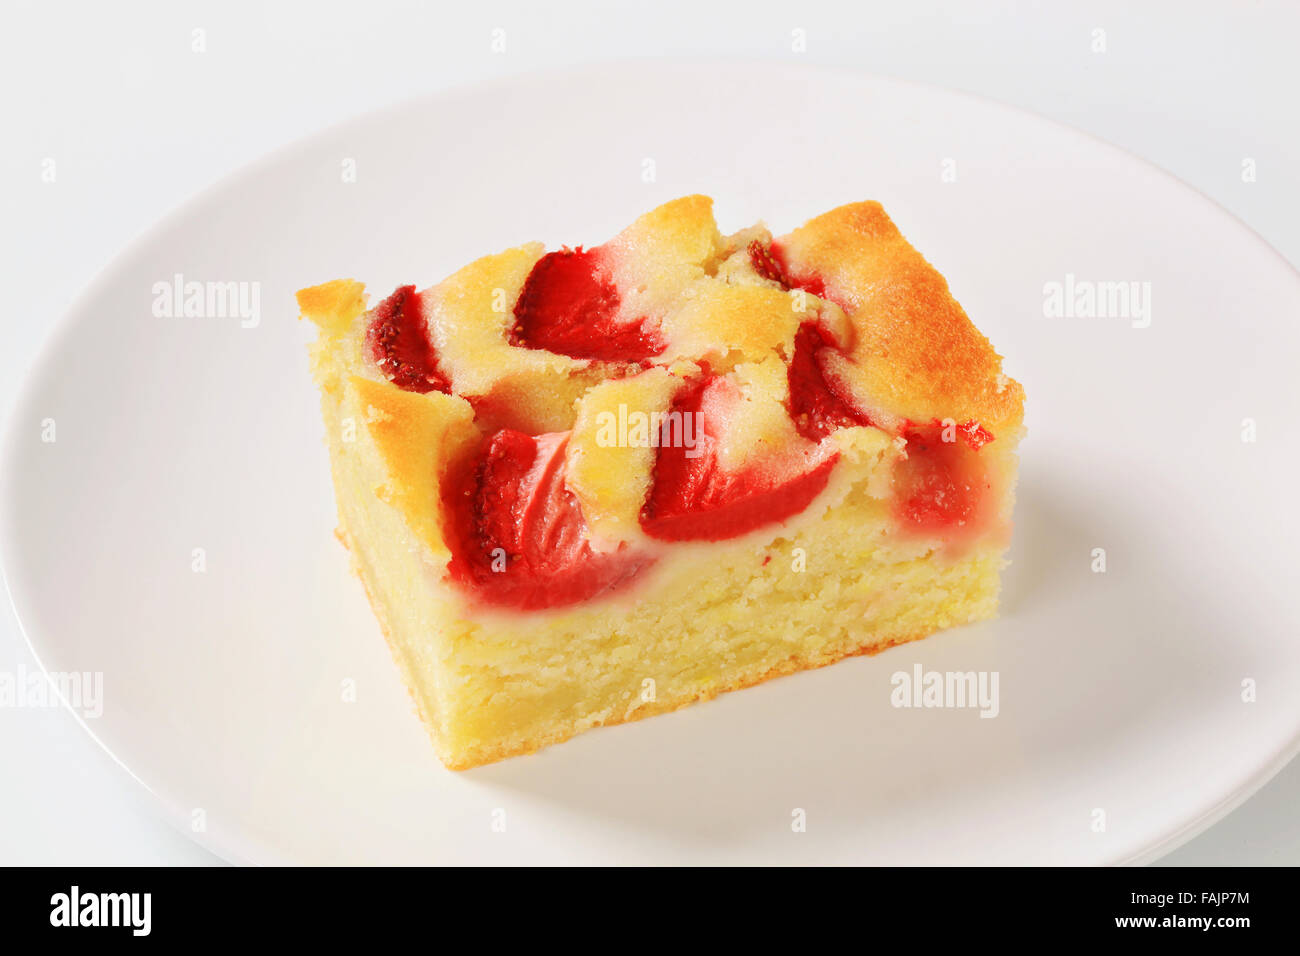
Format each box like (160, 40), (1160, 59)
(4, 62), (1299, 865)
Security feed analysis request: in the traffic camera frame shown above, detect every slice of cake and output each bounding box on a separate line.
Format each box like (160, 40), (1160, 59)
(298, 197), (1024, 770)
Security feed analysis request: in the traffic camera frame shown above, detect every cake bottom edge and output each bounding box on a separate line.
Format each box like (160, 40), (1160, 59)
(433, 625), (947, 771)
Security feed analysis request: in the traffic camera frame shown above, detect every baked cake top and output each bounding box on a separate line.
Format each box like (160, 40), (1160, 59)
(299, 197), (1023, 609)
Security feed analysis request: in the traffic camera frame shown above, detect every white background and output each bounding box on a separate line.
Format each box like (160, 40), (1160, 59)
(2, 0), (1297, 865)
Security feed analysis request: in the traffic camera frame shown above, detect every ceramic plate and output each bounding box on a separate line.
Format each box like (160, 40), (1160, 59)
(4, 62), (1299, 864)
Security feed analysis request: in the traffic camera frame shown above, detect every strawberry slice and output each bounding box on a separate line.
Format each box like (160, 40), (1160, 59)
(787, 321), (875, 441)
(511, 247), (665, 362)
(787, 322), (996, 535)
(747, 240), (828, 299)
(893, 423), (991, 534)
(448, 429), (652, 610)
(640, 375), (836, 542)
(366, 284), (450, 394)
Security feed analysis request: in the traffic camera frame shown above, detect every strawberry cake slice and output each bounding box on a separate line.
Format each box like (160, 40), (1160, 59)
(298, 197), (1024, 769)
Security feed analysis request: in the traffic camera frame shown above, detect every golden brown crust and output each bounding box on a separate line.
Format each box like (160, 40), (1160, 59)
(296, 279), (367, 336)
(659, 284), (809, 366)
(348, 376), (478, 560)
(607, 194), (721, 267)
(777, 202), (1025, 436)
